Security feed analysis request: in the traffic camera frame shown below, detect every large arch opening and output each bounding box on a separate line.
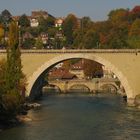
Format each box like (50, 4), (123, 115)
(26, 53), (132, 101)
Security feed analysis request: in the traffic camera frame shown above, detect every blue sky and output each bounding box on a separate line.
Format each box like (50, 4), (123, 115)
(0, 0), (140, 21)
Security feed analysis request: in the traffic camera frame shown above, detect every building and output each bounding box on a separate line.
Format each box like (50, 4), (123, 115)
(30, 18), (39, 27)
(48, 68), (77, 81)
(31, 10), (48, 19)
(69, 60), (85, 79)
(40, 33), (48, 44)
(55, 18), (64, 28)
(30, 10), (49, 27)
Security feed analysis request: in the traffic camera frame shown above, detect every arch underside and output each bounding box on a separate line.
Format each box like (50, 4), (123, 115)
(27, 53), (133, 99)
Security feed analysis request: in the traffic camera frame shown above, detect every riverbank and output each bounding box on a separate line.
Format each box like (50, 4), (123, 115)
(0, 102), (41, 132)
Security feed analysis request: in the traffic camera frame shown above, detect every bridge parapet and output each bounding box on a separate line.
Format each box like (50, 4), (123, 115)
(0, 49), (140, 54)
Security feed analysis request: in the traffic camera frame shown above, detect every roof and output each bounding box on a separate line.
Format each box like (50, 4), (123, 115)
(49, 68), (77, 79)
(31, 10), (48, 19)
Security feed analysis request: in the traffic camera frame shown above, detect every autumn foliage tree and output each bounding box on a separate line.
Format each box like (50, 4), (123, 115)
(1, 6), (140, 50)
(83, 59), (103, 79)
(0, 24), (4, 44)
(108, 9), (129, 25)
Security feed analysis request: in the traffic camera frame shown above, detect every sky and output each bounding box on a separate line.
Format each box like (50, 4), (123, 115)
(0, 0), (140, 21)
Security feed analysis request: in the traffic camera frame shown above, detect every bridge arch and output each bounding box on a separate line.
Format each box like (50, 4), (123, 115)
(100, 83), (119, 94)
(69, 84), (91, 92)
(43, 84), (61, 93)
(26, 53), (133, 100)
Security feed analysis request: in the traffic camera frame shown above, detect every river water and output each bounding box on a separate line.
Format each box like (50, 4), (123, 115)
(0, 93), (140, 140)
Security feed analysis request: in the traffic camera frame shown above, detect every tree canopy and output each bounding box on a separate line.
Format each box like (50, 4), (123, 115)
(62, 14), (78, 46)
(18, 14), (30, 28)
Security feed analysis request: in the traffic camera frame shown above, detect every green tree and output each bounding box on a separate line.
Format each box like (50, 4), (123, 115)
(127, 36), (140, 49)
(35, 38), (44, 49)
(81, 16), (92, 30)
(62, 14), (78, 46)
(27, 27), (40, 37)
(108, 36), (128, 49)
(0, 21), (25, 122)
(82, 29), (100, 49)
(73, 29), (82, 48)
(18, 14), (30, 28)
(55, 37), (65, 49)
(22, 38), (35, 49)
(46, 16), (55, 27)
(0, 59), (6, 94)
(129, 19), (140, 37)
(0, 9), (12, 24)
(38, 16), (48, 32)
(47, 27), (57, 37)
(6, 21), (22, 92)
(105, 27), (128, 49)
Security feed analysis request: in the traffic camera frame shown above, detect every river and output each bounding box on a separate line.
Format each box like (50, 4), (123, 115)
(0, 93), (140, 140)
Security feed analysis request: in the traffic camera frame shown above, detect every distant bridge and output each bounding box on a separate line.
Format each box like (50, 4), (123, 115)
(48, 78), (120, 93)
(0, 49), (140, 105)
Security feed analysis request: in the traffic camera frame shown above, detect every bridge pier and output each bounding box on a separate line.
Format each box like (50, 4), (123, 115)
(127, 98), (135, 106)
(63, 81), (69, 93)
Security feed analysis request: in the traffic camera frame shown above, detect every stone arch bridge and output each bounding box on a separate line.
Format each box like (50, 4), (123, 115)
(48, 78), (120, 93)
(0, 49), (140, 104)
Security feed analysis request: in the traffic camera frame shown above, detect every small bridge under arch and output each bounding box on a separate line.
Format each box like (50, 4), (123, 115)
(48, 79), (120, 94)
